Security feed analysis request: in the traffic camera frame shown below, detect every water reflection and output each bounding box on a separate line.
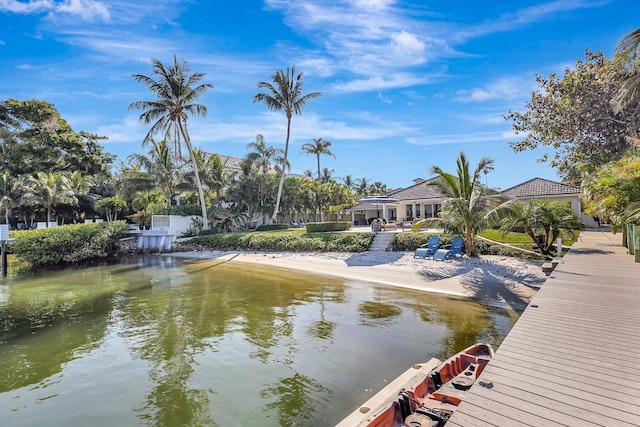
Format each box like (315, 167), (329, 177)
(0, 256), (521, 426)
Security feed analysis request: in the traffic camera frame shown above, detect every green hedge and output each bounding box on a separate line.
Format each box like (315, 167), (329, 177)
(10, 221), (128, 266)
(304, 221), (352, 232)
(256, 223), (289, 231)
(390, 232), (450, 251)
(183, 230), (375, 252)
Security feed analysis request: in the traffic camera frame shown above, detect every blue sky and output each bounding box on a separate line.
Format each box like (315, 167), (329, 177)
(0, 0), (637, 191)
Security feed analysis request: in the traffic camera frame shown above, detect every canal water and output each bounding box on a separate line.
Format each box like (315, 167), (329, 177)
(0, 256), (519, 426)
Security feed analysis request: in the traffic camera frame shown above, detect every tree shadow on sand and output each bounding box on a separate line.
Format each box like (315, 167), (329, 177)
(344, 252), (405, 266)
(420, 258), (545, 311)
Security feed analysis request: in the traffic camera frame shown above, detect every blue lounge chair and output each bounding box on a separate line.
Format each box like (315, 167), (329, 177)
(414, 235), (440, 259)
(432, 237), (465, 261)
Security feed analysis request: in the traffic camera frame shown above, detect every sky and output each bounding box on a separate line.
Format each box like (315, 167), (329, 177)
(0, 0), (637, 191)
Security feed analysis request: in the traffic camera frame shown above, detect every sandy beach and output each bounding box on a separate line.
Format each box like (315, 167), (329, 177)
(168, 249), (547, 311)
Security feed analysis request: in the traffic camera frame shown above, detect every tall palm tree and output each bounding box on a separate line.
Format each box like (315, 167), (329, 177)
(425, 152), (510, 257)
(22, 172), (76, 227)
(300, 137), (335, 180)
(129, 56), (213, 229)
(253, 65), (321, 222)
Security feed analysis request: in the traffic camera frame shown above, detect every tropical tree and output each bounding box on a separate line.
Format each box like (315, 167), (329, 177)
(129, 56), (213, 229)
(505, 50), (639, 183)
(127, 139), (185, 204)
(67, 171), (96, 223)
(193, 150), (228, 206)
(420, 152), (510, 257)
(613, 27), (640, 118)
(500, 200), (580, 255)
(245, 134), (284, 174)
(95, 196), (127, 222)
(300, 137), (335, 180)
(355, 177), (370, 198)
(582, 150), (640, 230)
(253, 65), (321, 222)
(0, 171), (13, 225)
(320, 167), (334, 184)
(21, 172), (76, 227)
(341, 175), (356, 192)
(368, 181), (388, 195)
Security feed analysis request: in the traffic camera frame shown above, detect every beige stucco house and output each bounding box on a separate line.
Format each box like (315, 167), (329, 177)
(350, 176), (597, 227)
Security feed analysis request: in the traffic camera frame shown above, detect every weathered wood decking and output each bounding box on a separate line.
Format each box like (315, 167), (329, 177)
(448, 229), (640, 427)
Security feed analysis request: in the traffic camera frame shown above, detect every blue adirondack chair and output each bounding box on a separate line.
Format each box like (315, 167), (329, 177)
(413, 235), (440, 259)
(433, 236), (465, 261)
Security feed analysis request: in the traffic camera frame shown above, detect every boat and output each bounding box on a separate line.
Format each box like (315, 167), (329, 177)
(336, 343), (494, 427)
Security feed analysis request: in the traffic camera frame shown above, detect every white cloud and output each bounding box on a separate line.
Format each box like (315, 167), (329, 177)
(407, 131), (509, 146)
(331, 73), (430, 92)
(454, 75), (535, 102)
(0, 0), (110, 21)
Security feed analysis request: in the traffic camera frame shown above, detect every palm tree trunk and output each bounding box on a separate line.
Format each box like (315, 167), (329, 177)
(271, 117), (291, 223)
(317, 155), (321, 181)
(178, 120), (209, 230)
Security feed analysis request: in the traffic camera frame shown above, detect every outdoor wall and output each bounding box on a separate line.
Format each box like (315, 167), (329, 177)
(152, 215), (201, 236)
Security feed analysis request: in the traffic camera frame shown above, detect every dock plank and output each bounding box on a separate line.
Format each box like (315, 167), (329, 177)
(449, 229), (640, 426)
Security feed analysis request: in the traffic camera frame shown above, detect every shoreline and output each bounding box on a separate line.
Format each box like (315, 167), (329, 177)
(166, 250), (547, 311)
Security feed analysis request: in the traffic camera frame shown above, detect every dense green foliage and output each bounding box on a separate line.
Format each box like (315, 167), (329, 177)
(304, 221), (351, 232)
(505, 50), (639, 183)
(0, 99), (114, 176)
(256, 223), (289, 231)
(10, 221), (128, 266)
(391, 233), (449, 251)
(183, 230), (374, 252)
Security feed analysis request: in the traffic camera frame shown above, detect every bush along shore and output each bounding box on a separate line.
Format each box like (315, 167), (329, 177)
(8, 221), (547, 267)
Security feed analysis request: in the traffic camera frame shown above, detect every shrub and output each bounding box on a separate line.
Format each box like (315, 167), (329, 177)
(305, 221), (352, 232)
(256, 223), (289, 231)
(390, 232), (448, 251)
(150, 204), (203, 216)
(10, 221), (128, 266)
(182, 230), (375, 252)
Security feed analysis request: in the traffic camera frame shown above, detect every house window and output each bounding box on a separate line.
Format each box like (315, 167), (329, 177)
(415, 205), (421, 218)
(406, 205), (413, 220)
(424, 204), (433, 218)
(434, 204), (441, 217)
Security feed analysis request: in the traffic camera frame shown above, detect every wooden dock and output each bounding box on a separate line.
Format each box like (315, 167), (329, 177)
(448, 229), (640, 426)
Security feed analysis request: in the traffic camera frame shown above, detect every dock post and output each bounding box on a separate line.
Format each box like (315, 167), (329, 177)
(634, 226), (640, 263)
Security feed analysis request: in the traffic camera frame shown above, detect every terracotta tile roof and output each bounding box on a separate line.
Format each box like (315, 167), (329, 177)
(500, 177), (580, 198)
(386, 177), (446, 201)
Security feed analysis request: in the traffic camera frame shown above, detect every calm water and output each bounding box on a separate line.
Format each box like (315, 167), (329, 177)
(0, 255), (519, 426)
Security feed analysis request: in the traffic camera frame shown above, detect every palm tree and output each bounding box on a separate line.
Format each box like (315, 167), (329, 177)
(67, 171), (95, 223)
(300, 137), (335, 180)
(127, 139), (185, 204)
(341, 175), (355, 191)
(613, 27), (640, 116)
(193, 150), (228, 206)
(245, 134), (283, 174)
(355, 177), (370, 198)
(424, 151), (510, 257)
(253, 65), (321, 222)
(129, 56), (213, 229)
(320, 167), (334, 184)
(502, 200), (580, 254)
(22, 172), (76, 227)
(0, 171), (13, 226)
